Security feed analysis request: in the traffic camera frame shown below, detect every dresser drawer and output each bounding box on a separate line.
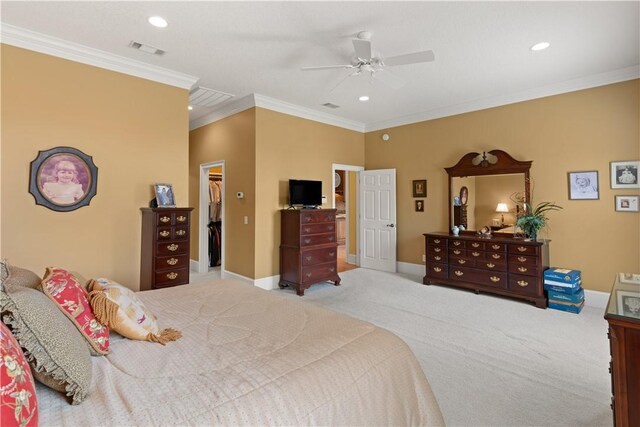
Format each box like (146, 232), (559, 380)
(428, 246), (447, 255)
(477, 260), (507, 271)
(508, 244), (539, 255)
(450, 239), (465, 248)
(449, 248), (466, 257)
(428, 237), (447, 246)
(451, 256), (475, 268)
(173, 226), (189, 240)
(154, 268), (188, 287)
(507, 274), (538, 295)
(449, 266), (507, 289)
(301, 263), (337, 284)
(156, 211), (190, 226)
(487, 242), (507, 252)
(301, 222), (336, 235)
(302, 247), (337, 266)
(508, 263), (539, 276)
(427, 252), (447, 263)
(468, 241), (485, 250)
(426, 263), (448, 278)
(301, 233), (336, 246)
(486, 252), (506, 262)
(468, 250), (484, 259)
(301, 211), (335, 224)
(156, 241), (189, 256)
(509, 254), (538, 265)
(156, 254), (189, 270)
(157, 227), (172, 241)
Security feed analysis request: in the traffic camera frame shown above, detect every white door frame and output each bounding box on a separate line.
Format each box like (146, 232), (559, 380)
(332, 163), (364, 266)
(198, 160), (225, 275)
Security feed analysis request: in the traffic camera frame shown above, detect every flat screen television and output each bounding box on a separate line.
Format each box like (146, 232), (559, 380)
(289, 179), (322, 207)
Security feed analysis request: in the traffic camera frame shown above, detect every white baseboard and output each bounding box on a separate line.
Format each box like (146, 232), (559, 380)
(397, 262), (424, 277)
(584, 289), (609, 309)
(222, 270), (280, 290)
(190, 259), (199, 272)
(347, 254), (357, 265)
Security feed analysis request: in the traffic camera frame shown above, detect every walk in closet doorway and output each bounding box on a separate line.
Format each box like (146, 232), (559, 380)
(198, 161), (225, 274)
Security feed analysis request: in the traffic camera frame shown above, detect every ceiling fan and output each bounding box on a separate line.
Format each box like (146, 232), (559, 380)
(301, 31), (435, 92)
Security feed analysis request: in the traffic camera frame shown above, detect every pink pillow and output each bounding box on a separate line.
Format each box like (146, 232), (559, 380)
(41, 267), (110, 355)
(0, 322), (38, 426)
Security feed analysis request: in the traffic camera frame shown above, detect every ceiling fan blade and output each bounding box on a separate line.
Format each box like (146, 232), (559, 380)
(328, 70), (360, 94)
(384, 50), (435, 66)
(352, 38), (372, 60)
(301, 64), (355, 71)
(373, 69), (406, 90)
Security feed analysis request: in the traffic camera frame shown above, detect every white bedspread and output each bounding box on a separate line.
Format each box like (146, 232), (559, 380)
(37, 279), (444, 426)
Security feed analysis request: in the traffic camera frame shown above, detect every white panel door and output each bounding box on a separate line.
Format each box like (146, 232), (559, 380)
(359, 169), (396, 272)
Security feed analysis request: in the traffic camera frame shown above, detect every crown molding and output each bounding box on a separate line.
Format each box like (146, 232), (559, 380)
(1, 23), (199, 90)
(190, 93), (366, 132)
(365, 65), (640, 132)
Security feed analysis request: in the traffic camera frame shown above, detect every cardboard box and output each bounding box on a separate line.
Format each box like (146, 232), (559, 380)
(544, 279), (582, 290)
(544, 268), (581, 284)
(548, 288), (584, 304)
(548, 299), (585, 314)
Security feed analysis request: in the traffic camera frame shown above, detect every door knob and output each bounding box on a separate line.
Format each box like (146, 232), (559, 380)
(386, 224), (395, 228)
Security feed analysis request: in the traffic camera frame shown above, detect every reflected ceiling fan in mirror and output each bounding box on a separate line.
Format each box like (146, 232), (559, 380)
(301, 31), (435, 93)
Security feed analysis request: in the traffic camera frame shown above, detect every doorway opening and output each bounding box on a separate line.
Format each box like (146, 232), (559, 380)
(332, 164), (364, 272)
(198, 161), (225, 278)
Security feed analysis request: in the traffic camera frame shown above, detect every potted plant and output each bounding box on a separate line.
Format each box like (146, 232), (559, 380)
(511, 190), (562, 240)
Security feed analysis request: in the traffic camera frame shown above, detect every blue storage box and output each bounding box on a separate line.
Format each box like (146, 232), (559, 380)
(548, 288), (584, 304)
(548, 299), (584, 314)
(544, 279), (582, 290)
(544, 268), (581, 284)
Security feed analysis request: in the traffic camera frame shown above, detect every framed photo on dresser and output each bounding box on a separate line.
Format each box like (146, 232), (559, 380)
(154, 183), (176, 207)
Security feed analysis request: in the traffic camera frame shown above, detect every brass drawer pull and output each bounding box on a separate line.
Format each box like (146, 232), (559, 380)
(329, 267), (335, 272)
(517, 246), (527, 252)
(453, 241), (461, 246)
(177, 215), (187, 222)
(304, 227), (311, 233)
(518, 266), (528, 272)
(518, 256), (527, 262)
(492, 254), (501, 259)
(434, 256), (442, 261)
(306, 256), (313, 262)
(175, 230), (186, 236)
(517, 280), (529, 287)
(166, 272), (178, 280)
(167, 244), (179, 252)
(434, 248), (441, 253)
(160, 216), (170, 223)
(472, 243), (480, 248)
(167, 258), (178, 266)
(458, 259), (466, 264)
(304, 238), (311, 244)
(453, 249), (461, 255)
(434, 239), (441, 244)
(487, 263), (496, 268)
(328, 236), (334, 241)
(472, 252), (480, 257)
(329, 252), (335, 257)
(304, 216), (313, 222)
(159, 230), (170, 237)
(433, 266), (442, 272)
(490, 276), (500, 283)
(454, 270), (464, 276)
(325, 216), (333, 222)
(492, 244), (500, 250)
(328, 226), (334, 231)
(306, 272), (312, 278)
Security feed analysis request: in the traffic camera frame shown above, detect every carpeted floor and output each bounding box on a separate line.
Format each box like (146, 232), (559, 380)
(277, 268), (612, 427)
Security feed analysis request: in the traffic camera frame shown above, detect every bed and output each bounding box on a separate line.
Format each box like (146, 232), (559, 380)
(36, 279), (444, 426)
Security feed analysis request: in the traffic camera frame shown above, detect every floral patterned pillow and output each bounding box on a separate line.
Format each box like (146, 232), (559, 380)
(0, 322), (38, 427)
(41, 268), (109, 355)
(89, 278), (181, 344)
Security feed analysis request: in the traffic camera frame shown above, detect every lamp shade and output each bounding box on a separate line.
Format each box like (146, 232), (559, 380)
(496, 203), (509, 213)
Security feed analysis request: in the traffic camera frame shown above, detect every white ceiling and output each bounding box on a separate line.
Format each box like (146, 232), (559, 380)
(2, 1), (639, 131)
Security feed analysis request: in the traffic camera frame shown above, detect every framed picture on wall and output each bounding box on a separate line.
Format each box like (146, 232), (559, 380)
(615, 195), (639, 212)
(415, 200), (425, 212)
(28, 146), (98, 212)
(610, 160), (639, 189)
(413, 180), (427, 197)
(154, 183), (176, 207)
(567, 171), (599, 200)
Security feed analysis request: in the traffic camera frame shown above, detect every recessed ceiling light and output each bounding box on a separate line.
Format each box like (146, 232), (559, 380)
(188, 105), (193, 111)
(148, 16), (168, 28)
(359, 96), (370, 102)
(530, 42), (550, 51)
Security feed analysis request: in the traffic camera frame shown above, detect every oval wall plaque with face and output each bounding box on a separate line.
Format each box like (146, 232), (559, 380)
(460, 186), (468, 205)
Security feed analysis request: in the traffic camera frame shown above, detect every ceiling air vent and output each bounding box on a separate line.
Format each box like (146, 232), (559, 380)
(322, 102), (340, 109)
(189, 87), (234, 108)
(129, 41), (165, 56)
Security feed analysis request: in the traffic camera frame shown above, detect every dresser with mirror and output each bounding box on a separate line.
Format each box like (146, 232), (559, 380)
(423, 150), (550, 308)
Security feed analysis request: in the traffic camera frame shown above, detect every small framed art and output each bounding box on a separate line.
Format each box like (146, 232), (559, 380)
(154, 183), (176, 207)
(610, 161), (639, 189)
(567, 171), (599, 200)
(413, 180), (427, 197)
(617, 290), (640, 318)
(619, 272), (640, 285)
(415, 200), (424, 212)
(615, 195), (639, 212)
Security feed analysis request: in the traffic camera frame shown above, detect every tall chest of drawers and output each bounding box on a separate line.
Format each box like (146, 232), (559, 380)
(140, 207), (193, 291)
(279, 209), (341, 296)
(423, 232), (549, 308)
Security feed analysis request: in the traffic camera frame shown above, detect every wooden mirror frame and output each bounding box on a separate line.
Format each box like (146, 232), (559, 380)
(445, 150), (532, 235)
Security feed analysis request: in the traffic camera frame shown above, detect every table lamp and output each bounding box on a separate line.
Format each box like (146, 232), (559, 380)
(496, 203), (509, 227)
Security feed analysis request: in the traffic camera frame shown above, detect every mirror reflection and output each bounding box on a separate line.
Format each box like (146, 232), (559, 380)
(452, 174), (524, 233)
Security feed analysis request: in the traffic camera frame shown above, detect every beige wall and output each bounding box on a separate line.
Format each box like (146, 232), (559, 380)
(254, 108), (365, 279)
(1, 45), (189, 290)
(188, 109), (256, 278)
(365, 80), (639, 292)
